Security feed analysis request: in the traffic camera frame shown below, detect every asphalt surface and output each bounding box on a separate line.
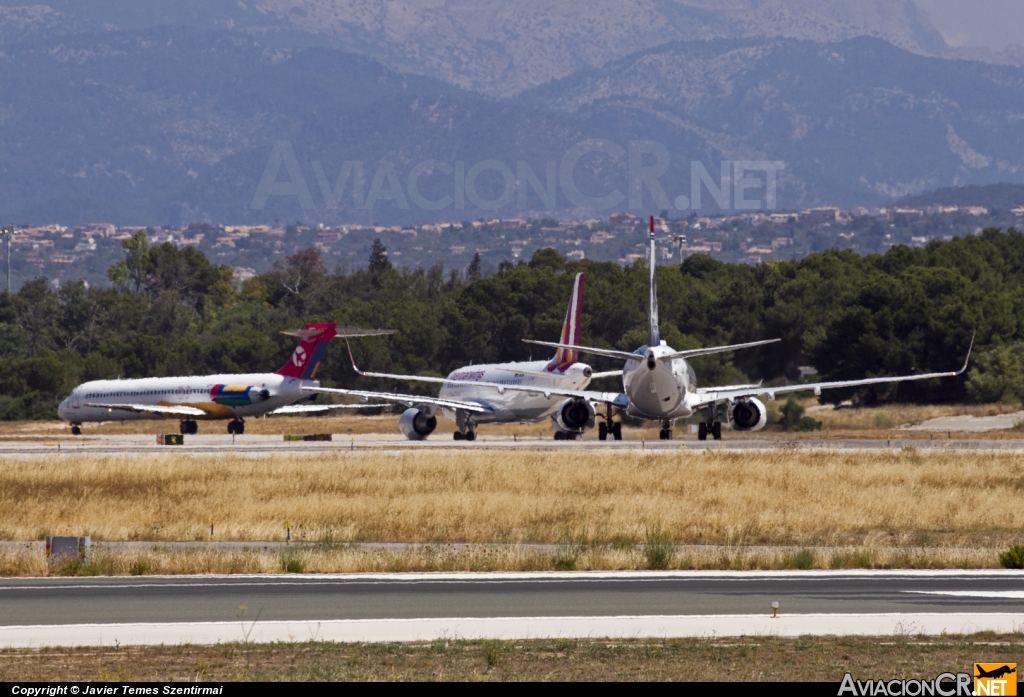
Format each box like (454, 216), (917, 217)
(2, 571), (1023, 627)
(0, 433), (1020, 454)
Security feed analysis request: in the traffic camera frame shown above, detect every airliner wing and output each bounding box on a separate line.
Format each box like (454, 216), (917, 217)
(85, 402), (207, 417)
(302, 387), (489, 414)
(690, 341), (973, 408)
(269, 403), (389, 415)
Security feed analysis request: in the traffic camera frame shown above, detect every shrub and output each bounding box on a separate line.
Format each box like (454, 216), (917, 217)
(644, 524), (674, 570)
(782, 548), (815, 570)
(999, 545), (1024, 569)
(280, 551), (306, 573)
(791, 416), (823, 432)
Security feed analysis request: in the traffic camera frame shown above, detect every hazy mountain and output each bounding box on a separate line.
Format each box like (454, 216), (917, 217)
(519, 37), (1024, 209)
(0, 0), (950, 97)
(0, 3), (1022, 226)
(252, 0), (950, 96)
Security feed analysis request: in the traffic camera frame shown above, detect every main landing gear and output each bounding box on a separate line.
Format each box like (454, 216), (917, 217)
(179, 420), (198, 435)
(697, 420), (722, 441)
(453, 428), (476, 441)
(227, 419), (245, 435)
(554, 430), (581, 440)
(597, 404), (623, 441)
(597, 421), (622, 441)
(71, 425), (82, 436)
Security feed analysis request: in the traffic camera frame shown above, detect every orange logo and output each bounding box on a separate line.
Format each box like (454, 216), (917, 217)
(975, 664), (1017, 696)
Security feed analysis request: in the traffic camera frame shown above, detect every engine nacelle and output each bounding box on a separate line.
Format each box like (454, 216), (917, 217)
(399, 407), (437, 440)
(728, 397), (767, 432)
(555, 398), (596, 432)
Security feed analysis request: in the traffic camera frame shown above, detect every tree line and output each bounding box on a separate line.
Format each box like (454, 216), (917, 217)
(0, 228), (1013, 420)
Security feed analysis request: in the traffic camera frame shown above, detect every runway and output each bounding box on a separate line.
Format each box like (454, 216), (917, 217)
(0, 433), (1019, 454)
(2, 571), (1023, 646)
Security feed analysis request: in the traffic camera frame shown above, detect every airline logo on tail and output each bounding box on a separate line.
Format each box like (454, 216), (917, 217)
(547, 273), (585, 373)
(276, 323), (338, 379)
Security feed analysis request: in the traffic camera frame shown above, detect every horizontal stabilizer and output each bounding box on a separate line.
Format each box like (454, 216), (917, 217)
(522, 340), (641, 363)
(662, 338), (781, 361)
(590, 370), (623, 379)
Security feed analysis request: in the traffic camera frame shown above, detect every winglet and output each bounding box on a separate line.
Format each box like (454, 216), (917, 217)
(341, 334), (366, 376)
(956, 332), (975, 375)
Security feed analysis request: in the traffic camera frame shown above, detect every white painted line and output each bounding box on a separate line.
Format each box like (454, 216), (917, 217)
(2, 614), (1023, 648)
(906, 590), (1024, 599)
(2, 568), (1022, 589)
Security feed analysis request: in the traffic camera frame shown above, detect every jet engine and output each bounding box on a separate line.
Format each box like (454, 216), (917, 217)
(728, 398), (767, 432)
(554, 398), (596, 432)
(399, 407), (437, 440)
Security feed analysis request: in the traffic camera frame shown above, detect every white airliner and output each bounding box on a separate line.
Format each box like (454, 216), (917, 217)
(520, 216), (974, 440)
(57, 323), (390, 435)
(305, 273), (624, 440)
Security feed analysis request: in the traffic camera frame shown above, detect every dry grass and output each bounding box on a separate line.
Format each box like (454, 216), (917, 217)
(0, 543), (1004, 577)
(1, 635), (1020, 681)
(2, 448), (1024, 550)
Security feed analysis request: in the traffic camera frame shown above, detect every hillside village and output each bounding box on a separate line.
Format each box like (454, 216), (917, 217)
(7, 203), (1022, 290)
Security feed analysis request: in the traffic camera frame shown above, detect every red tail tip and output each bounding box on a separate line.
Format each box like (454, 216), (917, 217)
(649, 215), (655, 233)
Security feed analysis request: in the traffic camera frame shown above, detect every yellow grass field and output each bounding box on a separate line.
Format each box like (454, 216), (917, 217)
(1, 448), (1022, 546)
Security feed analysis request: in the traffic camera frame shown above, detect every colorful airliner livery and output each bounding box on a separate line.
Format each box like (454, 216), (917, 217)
(306, 273), (624, 441)
(57, 323), (392, 435)
(521, 216), (974, 441)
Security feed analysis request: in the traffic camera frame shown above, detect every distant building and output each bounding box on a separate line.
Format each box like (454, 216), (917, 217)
(566, 250), (585, 261)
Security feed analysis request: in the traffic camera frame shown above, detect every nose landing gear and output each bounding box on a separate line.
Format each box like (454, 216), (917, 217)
(71, 425), (82, 436)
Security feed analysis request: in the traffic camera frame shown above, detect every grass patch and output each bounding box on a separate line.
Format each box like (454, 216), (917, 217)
(643, 524), (674, 570)
(2, 636), (1024, 682)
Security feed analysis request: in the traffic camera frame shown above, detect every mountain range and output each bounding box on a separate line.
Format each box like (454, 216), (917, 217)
(1, 0), (1023, 226)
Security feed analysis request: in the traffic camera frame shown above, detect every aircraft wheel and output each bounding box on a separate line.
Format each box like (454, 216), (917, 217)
(712, 422), (722, 441)
(697, 423), (708, 441)
(71, 426), (81, 436)
(453, 431), (464, 441)
(598, 422), (608, 441)
(612, 422), (622, 440)
(236, 421), (244, 435)
(553, 431), (565, 441)
(465, 431), (476, 442)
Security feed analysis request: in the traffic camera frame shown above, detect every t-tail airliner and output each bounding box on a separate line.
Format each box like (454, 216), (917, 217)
(305, 273), (624, 440)
(57, 324), (391, 435)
